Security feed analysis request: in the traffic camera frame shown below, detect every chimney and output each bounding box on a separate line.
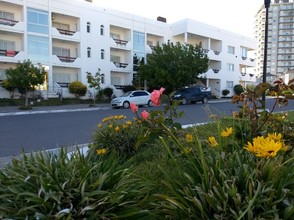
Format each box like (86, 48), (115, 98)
(157, 16), (167, 23)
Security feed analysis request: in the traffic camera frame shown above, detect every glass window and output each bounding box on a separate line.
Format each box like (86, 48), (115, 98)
(101, 74), (105, 84)
(227, 46), (235, 54)
(226, 81), (233, 89)
(240, 47), (248, 57)
(133, 31), (145, 54)
(27, 8), (48, 34)
(101, 49), (104, 59)
(100, 25), (104, 35)
(53, 47), (70, 57)
(87, 22), (91, 33)
(87, 47), (91, 58)
(0, 11), (14, 20)
(0, 69), (5, 81)
(0, 40), (15, 50)
(27, 35), (49, 63)
(227, 63), (234, 71)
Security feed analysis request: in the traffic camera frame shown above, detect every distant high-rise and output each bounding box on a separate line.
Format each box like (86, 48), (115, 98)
(255, 0), (294, 80)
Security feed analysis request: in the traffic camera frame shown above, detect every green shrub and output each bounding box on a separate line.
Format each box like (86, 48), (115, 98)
(0, 149), (152, 219)
(68, 81), (87, 98)
(102, 87), (113, 100)
(222, 89), (230, 96)
(88, 115), (147, 157)
(234, 84), (244, 95)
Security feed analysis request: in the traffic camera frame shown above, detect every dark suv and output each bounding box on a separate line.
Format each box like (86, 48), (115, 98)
(172, 87), (211, 104)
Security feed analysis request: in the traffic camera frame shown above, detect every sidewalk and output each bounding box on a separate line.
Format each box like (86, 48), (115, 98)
(0, 103), (111, 116)
(0, 98), (231, 116)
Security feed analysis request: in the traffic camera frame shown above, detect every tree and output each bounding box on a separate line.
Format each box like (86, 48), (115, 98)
(5, 60), (46, 108)
(68, 81), (87, 101)
(137, 41), (209, 94)
(86, 70), (102, 105)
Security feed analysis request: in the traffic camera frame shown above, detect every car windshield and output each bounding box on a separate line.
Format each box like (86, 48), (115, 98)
(120, 91), (133, 97)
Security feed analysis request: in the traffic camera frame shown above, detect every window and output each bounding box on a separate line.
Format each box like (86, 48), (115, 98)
(110, 33), (120, 39)
(27, 8), (48, 34)
(100, 74), (105, 84)
(100, 25), (104, 35)
(28, 35), (49, 62)
(110, 55), (120, 62)
(227, 63), (234, 71)
(87, 22), (91, 33)
(240, 47), (248, 58)
(53, 47), (70, 57)
(111, 76), (121, 85)
(227, 46), (235, 54)
(0, 11), (14, 20)
(101, 49), (105, 59)
(0, 69), (5, 81)
(133, 31), (145, 52)
(53, 72), (71, 83)
(87, 47), (91, 58)
(53, 22), (70, 30)
(0, 40), (15, 50)
(226, 81), (233, 89)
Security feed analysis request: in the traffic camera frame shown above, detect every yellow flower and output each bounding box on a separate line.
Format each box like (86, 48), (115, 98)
(114, 126), (120, 132)
(185, 134), (193, 142)
(108, 124), (113, 129)
(97, 123), (103, 128)
(208, 136), (218, 147)
(244, 135), (284, 158)
(221, 127), (233, 137)
(209, 114), (218, 119)
(96, 148), (106, 155)
(126, 120), (132, 125)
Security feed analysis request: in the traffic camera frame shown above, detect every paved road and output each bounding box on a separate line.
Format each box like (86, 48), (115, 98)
(0, 98), (293, 168)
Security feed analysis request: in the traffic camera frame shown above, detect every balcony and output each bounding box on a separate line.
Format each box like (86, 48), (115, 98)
(212, 69), (220, 73)
(51, 27), (80, 42)
(113, 62), (128, 68)
(57, 56), (77, 63)
(110, 38), (131, 50)
(0, 49), (19, 57)
(0, 18), (18, 26)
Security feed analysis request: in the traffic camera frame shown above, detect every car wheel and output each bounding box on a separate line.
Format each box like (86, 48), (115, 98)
(182, 98), (187, 105)
(202, 97), (208, 104)
(148, 100), (153, 107)
(123, 101), (130, 109)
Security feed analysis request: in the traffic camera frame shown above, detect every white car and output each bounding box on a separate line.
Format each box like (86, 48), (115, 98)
(111, 90), (153, 109)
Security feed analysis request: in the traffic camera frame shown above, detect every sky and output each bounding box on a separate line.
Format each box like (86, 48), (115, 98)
(95, 0), (265, 38)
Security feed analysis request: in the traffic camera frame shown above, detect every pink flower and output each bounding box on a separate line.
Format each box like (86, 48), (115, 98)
(141, 110), (150, 120)
(151, 87), (165, 106)
(130, 102), (138, 113)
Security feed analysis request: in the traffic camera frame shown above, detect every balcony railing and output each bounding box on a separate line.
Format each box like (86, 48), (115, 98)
(113, 62), (128, 68)
(0, 49), (19, 57)
(56, 28), (76, 36)
(212, 69), (220, 73)
(113, 39), (128, 46)
(213, 50), (220, 55)
(57, 55), (77, 63)
(0, 18), (18, 26)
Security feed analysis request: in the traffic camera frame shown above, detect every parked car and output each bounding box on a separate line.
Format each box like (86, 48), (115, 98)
(172, 86), (211, 104)
(111, 90), (153, 109)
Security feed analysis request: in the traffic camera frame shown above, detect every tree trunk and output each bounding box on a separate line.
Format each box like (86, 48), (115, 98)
(25, 88), (29, 107)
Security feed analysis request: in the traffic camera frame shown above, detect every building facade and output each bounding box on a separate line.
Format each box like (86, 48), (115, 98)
(255, 0), (294, 83)
(0, 0), (256, 99)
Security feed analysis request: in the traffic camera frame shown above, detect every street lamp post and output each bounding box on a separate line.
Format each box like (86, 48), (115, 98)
(262, 0), (271, 108)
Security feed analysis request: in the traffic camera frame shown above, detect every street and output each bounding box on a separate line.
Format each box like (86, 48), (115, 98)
(0, 99), (293, 158)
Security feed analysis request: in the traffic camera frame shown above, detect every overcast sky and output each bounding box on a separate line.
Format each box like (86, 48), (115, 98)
(95, 0), (265, 38)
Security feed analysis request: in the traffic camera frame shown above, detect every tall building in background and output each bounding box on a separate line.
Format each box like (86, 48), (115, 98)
(0, 0), (255, 99)
(255, 0), (294, 82)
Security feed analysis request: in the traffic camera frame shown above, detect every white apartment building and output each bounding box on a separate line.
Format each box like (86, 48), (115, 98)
(255, 0), (294, 83)
(0, 0), (256, 99)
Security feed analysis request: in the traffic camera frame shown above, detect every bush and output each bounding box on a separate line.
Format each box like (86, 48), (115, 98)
(68, 81), (87, 98)
(234, 84), (244, 95)
(222, 89), (230, 96)
(102, 87), (113, 100)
